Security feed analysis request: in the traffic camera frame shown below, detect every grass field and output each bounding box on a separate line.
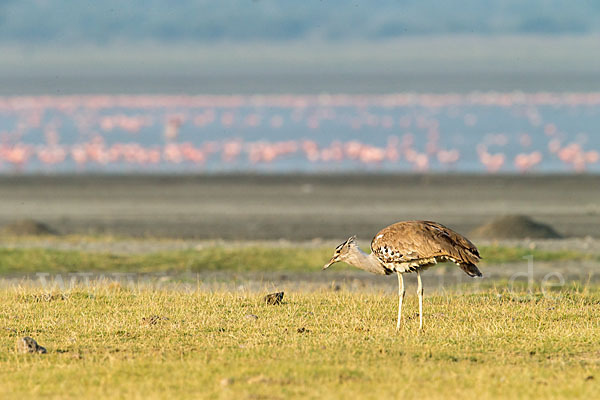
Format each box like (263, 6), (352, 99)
(2, 237), (599, 398)
(1, 285), (599, 399)
(0, 242), (597, 275)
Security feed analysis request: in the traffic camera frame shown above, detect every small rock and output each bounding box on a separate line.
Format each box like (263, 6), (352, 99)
(264, 291), (284, 305)
(39, 293), (68, 302)
(245, 314), (259, 320)
(16, 337), (47, 354)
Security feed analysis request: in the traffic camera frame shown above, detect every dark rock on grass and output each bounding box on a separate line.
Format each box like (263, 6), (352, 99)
(28, 293), (69, 302)
(470, 215), (562, 240)
(16, 337), (47, 354)
(1, 219), (58, 236)
(264, 291), (284, 305)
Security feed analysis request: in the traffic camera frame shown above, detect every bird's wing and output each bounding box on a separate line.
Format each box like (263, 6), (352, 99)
(370, 220), (481, 266)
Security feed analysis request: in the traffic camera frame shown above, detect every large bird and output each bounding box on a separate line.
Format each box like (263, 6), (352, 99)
(323, 220), (482, 330)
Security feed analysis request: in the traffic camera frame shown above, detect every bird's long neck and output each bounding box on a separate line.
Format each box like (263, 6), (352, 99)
(345, 246), (387, 275)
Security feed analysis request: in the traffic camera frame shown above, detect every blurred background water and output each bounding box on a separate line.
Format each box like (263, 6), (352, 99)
(1, 93), (599, 173)
(1, 1), (599, 175)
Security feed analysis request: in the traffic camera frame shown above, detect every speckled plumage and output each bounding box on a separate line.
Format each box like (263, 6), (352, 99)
(370, 220), (482, 277)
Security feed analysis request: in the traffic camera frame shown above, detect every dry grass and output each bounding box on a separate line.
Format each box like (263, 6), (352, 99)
(1, 285), (599, 399)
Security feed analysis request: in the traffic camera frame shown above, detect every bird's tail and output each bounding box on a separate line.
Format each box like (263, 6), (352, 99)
(459, 263), (482, 277)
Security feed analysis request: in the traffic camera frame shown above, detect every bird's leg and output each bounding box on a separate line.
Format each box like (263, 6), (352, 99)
(417, 270), (424, 331)
(396, 272), (405, 330)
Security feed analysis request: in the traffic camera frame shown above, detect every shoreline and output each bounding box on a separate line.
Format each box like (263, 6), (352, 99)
(1, 173), (599, 239)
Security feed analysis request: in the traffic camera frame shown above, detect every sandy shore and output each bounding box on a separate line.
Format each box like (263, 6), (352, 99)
(0, 174), (599, 240)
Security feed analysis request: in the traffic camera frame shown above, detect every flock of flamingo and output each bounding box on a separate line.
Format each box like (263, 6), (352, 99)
(0, 93), (598, 172)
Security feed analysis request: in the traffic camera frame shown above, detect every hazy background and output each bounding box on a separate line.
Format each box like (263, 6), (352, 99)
(0, 1), (599, 278)
(1, 0), (599, 94)
(0, 1), (599, 175)
(5, 0), (600, 42)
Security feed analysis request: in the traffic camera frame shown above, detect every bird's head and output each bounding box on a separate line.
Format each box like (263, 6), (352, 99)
(323, 235), (358, 270)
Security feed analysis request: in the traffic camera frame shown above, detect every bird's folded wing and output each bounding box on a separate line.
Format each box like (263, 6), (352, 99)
(370, 220), (481, 266)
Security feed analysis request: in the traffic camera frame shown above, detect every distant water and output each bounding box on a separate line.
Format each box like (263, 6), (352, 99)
(0, 93), (599, 173)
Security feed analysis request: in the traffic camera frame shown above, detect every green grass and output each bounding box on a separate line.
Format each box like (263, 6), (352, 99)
(0, 245), (597, 275)
(0, 247), (333, 275)
(1, 286), (599, 399)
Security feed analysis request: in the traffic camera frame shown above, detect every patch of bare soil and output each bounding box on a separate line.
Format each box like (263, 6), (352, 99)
(471, 215), (562, 240)
(1, 219), (58, 236)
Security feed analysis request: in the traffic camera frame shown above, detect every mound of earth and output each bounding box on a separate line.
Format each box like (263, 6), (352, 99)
(471, 215), (562, 240)
(1, 219), (58, 236)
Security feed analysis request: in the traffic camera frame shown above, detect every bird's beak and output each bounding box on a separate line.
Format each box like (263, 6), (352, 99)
(322, 258), (336, 270)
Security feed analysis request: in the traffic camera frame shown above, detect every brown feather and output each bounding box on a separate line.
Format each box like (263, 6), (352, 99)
(370, 220), (482, 277)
